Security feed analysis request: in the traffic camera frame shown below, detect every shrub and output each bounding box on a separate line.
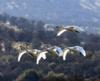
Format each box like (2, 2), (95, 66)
(40, 71), (66, 81)
(15, 69), (39, 81)
(0, 55), (15, 63)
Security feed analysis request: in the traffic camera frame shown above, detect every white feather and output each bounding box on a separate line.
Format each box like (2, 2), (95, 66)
(53, 46), (63, 56)
(63, 49), (70, 61)
(36, 51), (47, 64)
(57, 29), (66, 36)
(18, 50), (27, 62)
(75, 46), (86, 56)
(69, 46), (86, 56)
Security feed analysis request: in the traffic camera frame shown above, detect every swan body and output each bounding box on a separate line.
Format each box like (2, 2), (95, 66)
(62, 46), (86, 61)
(57, 25), (84, 36)
(68, 46), (86, 57)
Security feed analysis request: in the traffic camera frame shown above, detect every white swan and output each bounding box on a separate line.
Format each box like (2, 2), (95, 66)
(18, 49), (48, 64)
(68, 46), (86, 57)
(57, 29), (67, 36)
(57, 25), (84, 36)
(62, 46), (86, 61)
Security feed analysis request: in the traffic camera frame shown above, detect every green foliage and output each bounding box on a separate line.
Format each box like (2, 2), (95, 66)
(40, 71), (66, 81)
(0, 13), (100, 81)
(0, 55), (15, 63)
(15, 69), (39, 81)
(47, 71), (64, 78)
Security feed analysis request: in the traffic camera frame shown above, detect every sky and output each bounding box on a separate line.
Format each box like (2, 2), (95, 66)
(0, 0), (100, 24)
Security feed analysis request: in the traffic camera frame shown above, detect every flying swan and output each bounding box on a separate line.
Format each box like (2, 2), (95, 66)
(49, 46), (86, 61)
(63, 46), (86, 60)
(18, 49), (48, 64)
(57, 25), (84, 36)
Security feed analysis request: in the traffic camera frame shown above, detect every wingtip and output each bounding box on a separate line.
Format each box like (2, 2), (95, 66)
(80, 51), (86, 57)
(63, 58), (66, 61)
(36, 63), (39, 65)
(83, 54), (86, 57)
(56, 34), (60, 37)
(17, 59), (20, 62)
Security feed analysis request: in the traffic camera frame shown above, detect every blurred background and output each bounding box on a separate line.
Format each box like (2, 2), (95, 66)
(0, 0), (100, 81)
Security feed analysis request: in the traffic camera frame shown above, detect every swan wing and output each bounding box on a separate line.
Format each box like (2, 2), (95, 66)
(57, 29), (66, 36)
(75, 46), (86, 56)
(18, 50), (27, 62)
(63, 49), (70, 61)
(53, 46), (63, 56)
(36, 51), (47, 64)
(79, 47), (86, 56)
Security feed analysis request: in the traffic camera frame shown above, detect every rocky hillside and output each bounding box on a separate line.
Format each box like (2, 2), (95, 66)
(0, 14), (100, 81)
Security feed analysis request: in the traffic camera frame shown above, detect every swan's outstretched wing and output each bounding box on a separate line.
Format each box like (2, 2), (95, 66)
(18, 51), (27, 62)
(66, 26), (84, 32)
(63, 49), (70, 61)
(78, 46), (86, 56)
(65, 27), (80, 33)
(73, 46), (86, 56)
(53, 46), (63, 56)
(57, 29), (66, 36)
(36, 51), (47, 64)
(74, 26), (84, 32)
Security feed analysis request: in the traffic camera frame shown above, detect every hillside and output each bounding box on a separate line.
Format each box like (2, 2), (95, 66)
(0, 15), (100, 81)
